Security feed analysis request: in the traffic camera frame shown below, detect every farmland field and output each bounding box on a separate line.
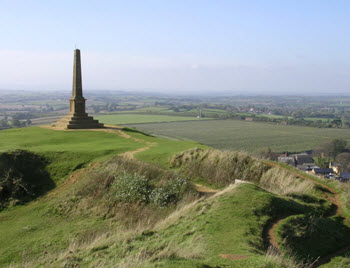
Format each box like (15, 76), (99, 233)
(126, 119), (350, 152)
(95, 114), (209, 125)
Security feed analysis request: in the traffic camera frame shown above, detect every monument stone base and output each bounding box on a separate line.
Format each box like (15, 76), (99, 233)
(55, 113), (104, 129)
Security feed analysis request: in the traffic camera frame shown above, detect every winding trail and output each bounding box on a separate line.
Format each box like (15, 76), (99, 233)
(263, 161), (350, 267)
(90, 125), (157, 160)
(44, 125), (156, 197)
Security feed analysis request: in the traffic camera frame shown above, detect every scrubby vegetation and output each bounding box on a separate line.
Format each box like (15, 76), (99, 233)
(339, 182), (350, 218)
(171, 148), (318, 196)
(0, 150), (53, 209)
(49, 156), (197, 228)
(171, 148), (268, 187)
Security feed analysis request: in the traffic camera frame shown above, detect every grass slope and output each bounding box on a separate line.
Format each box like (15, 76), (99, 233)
(0, 181), (304, 267)
(0, 127), (145, 182)
(0, 127), (141, 154)
(126, 119), (350, 152)
(0, 127), (209, 266)
(1, 127), (350, 267)
(122, 128), (209, 168)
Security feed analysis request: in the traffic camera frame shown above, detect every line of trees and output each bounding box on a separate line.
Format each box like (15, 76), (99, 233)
(0, 118), (31, 130)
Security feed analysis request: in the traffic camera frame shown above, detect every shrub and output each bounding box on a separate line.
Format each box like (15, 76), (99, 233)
(112, 172), (152, 203)
(111, 171), (192, 207)
(150, 177), (190, 206)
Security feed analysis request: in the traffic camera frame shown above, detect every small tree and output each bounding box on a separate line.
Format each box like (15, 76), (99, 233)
(332, 139), (347, 159)
(314, 156), (329, 168)
(11, 119), (21, 127)
(314, 139), (348, 161)
(336, 152), (350, 172)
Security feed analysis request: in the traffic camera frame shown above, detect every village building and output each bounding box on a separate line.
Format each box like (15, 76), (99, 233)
(340, 173), (350, 180)
(312, 168), (333, 176)
(277, 156), (296, 166)
(294, 153), (314, 165)
(329, 162), (341, 174)
(297, 163), (319, 172)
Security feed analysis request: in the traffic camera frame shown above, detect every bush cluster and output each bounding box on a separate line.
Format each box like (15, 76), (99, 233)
(111, 172), (190, 207)
(112, 172), (152, 203)
(150, 177), (189, 206)
(0, 150), (53, 209)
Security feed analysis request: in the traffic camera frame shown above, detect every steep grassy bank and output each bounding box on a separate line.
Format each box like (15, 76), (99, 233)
(171, 148), (350, 266)
(171, 148), (320, 196)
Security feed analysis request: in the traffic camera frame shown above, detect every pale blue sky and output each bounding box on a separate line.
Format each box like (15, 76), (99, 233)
(1, 0), (349, 94)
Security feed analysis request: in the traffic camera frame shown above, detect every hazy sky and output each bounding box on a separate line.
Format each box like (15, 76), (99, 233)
(1, 0), (349, 94)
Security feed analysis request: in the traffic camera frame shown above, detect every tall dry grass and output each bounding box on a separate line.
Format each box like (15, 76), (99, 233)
(171, 148), (315, 196)
(171, 148), (268, 187)
(259, 166), (314, 195)
(260, 246), (314, 268)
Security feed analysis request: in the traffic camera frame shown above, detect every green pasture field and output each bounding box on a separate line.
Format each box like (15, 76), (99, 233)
(95, 114), (209, 125)
(126, 119), (350, 153)
(118, 106), (334, 122)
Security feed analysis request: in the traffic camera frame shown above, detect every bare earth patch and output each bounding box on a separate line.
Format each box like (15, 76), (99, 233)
(194, 184), (219, 194)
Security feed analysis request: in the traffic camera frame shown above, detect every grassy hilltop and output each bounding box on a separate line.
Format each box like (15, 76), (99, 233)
(0, 126), (350, 267)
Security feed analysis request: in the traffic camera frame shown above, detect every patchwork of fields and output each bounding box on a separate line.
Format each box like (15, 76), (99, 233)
(126, 119), (350, 152)
(95, 114), (208, 125)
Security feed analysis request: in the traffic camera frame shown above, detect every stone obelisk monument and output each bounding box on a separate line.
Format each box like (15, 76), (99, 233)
(55, 49), (104, 129)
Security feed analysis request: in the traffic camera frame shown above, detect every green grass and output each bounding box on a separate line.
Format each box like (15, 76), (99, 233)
(276, 214), (350, 261)
(95, 114), (209, 125)
(126, 119), (350, 152)
(112, 183), (287, 267)
(123, 128), (209, 168)
(0, 126), (210, 266)
(1, 126), (349, 267)
(0, 127), (146, 183)
(0, 182), (306, 267)
(0, 127), (142, 154)
(0, 197), (113, 266)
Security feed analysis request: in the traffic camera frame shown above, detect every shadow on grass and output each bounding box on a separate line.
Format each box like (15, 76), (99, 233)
(122, 127), (154, 137)
(0, 150), (55, 210)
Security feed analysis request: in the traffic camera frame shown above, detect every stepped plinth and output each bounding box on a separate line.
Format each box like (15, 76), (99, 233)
(55, 49), (104, 129)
